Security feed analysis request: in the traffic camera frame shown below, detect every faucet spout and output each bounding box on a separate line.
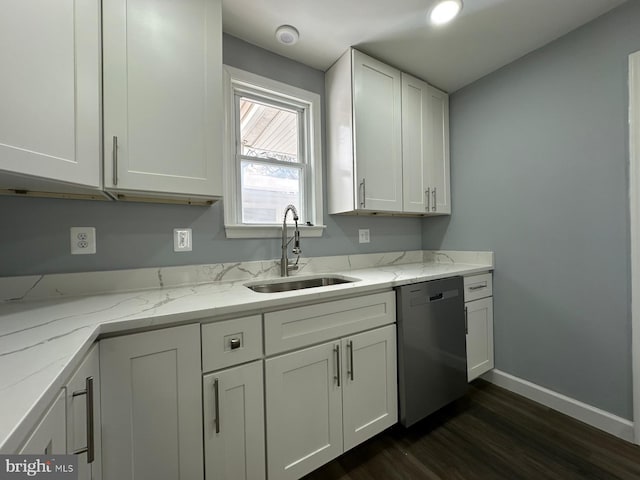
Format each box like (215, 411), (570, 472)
(281, 205), (301, 277)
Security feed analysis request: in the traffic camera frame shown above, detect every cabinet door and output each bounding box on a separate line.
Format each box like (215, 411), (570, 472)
(0, 0), (101, 188)
(100, 324), (203, 480)
(352, 50), (403, 212)
(66, 344), (101, 480)
(265, 342), (343, 480)
(466, 297), (494, 381)
(20, 390), (66, 454)
(203, 361), (265, 480)
(103, 0), (222, 198)
(342, 325), (398, 451)
(426, 85), (451, 214)
(401, 73), (430, 213)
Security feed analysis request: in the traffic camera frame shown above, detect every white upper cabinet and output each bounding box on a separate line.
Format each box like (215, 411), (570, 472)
(327, 49), (403, 214)
(426, 85), (451, 214)
(402, 74), (451, 215)
(327, 49), (450, 216)
(0, 0), (102, 194)
(102, 0), (223, 202)
(353, 51), (403, 212)
(402, 73), (430, 214)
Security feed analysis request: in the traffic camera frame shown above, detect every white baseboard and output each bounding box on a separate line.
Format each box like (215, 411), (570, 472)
(482, 369), (635, 443)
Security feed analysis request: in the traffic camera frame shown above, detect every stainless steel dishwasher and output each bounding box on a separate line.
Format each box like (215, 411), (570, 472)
(396, 276), (467, 427)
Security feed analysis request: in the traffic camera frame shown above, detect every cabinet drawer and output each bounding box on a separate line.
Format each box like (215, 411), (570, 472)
(464, 273), (493, 302)
(202, 315), (262, 372)
(264, 291), (395, 355)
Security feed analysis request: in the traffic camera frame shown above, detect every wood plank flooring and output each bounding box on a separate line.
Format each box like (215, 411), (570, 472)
(303, 380), (640, 480)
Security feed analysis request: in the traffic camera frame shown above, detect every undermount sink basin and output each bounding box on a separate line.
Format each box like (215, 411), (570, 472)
(245, 275), (357, 293)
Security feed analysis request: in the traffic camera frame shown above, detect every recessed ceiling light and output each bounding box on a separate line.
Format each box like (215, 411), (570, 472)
(275, 25), (299, 45)
(430, 0), (463, 26)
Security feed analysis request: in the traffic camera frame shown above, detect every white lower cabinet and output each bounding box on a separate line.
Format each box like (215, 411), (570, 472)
(100, 324), (203, 480)
(66, 344), (101, 480)
(464, 273), (495, 381)
(19, 390), (66, 454)
(265, 324), (397, 480)
(466, 297), (495, 381)
(265, 341), (343, 480)
(342, 325), (397, 451)
(203, 360), (265, 480)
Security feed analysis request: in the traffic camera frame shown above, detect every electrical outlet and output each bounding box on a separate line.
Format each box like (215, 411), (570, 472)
(173, 228), (192, 252)
(70, 227), (96, 254)
(358, 229), (370, 244)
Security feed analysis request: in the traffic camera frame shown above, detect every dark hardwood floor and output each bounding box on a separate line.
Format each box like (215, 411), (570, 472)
(303, 380), (640, 480)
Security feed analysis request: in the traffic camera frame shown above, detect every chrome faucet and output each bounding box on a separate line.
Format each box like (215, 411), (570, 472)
(281, 204), (302, 277)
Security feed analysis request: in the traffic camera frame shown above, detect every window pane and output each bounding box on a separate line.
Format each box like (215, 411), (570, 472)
(241, 161), (303, 224)
(239, 97), (299, 163)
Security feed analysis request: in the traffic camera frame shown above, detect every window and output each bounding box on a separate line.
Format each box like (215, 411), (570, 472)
(223, 66), (324, 238)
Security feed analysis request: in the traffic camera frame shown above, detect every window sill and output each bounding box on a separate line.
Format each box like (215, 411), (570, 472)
(224, 224), (326, 239)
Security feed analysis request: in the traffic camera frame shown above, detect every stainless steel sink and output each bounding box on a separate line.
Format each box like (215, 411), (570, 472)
(245, 275), (356, 293)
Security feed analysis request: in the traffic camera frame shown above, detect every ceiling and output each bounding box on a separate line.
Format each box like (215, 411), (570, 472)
(222, 0), (627, 92)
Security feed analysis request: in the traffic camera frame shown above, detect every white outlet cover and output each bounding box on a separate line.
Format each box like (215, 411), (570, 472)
(358, 229), (370, 244)
(174, 228), (193, 252)
(70, 227), (96, 255)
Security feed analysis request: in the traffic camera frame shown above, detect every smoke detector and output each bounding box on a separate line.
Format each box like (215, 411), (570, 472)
(275, 25), (299, 45)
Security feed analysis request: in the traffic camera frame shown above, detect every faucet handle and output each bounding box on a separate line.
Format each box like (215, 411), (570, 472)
(292, 246), (302, 255)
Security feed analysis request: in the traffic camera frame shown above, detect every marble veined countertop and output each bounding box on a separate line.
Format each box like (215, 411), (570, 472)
(0, 250), (493, 452)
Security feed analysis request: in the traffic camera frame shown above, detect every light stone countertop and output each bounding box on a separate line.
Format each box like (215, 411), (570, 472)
(0, 250), (493, 452)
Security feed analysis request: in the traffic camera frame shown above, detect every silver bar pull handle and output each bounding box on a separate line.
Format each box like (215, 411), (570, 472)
(359, 179), (366, 209)
(347, 340), (354, 381)
(432, 187), (437, 212)
(334, 345), (341, 387)
(469, 283), (487, 291)
(464, 306), (469, 335)
(112, 136), (118, 186)
(213, 378), (220, 434)
(426, 188), (430, 211)
(72, 376), (95, 463)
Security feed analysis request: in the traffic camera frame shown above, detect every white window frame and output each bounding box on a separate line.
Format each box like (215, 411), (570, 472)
(223, 65), (325, 238)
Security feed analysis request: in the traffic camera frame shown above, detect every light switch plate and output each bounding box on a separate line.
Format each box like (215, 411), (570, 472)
(358, 229), (370, 244)
(174, 228), (192, 252)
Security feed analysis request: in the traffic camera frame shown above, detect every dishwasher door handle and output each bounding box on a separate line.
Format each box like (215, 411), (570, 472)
(427, 288), (460, 303)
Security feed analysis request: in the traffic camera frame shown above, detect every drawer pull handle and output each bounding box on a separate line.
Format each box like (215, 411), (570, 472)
(213, 378), (220, 434)
(464, 306), (468, 334)
(468, 284), (487, 291)
(72, 376), (95, 463)
(334, 345), (341, 387)
(347, 340), (354, 381)
(229, 338), (241, 350)
(112, 136), (118, 186)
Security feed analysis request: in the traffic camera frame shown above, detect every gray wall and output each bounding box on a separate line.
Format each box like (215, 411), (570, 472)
(0, 34), (422, 277)
(423, 1), (640, 419)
